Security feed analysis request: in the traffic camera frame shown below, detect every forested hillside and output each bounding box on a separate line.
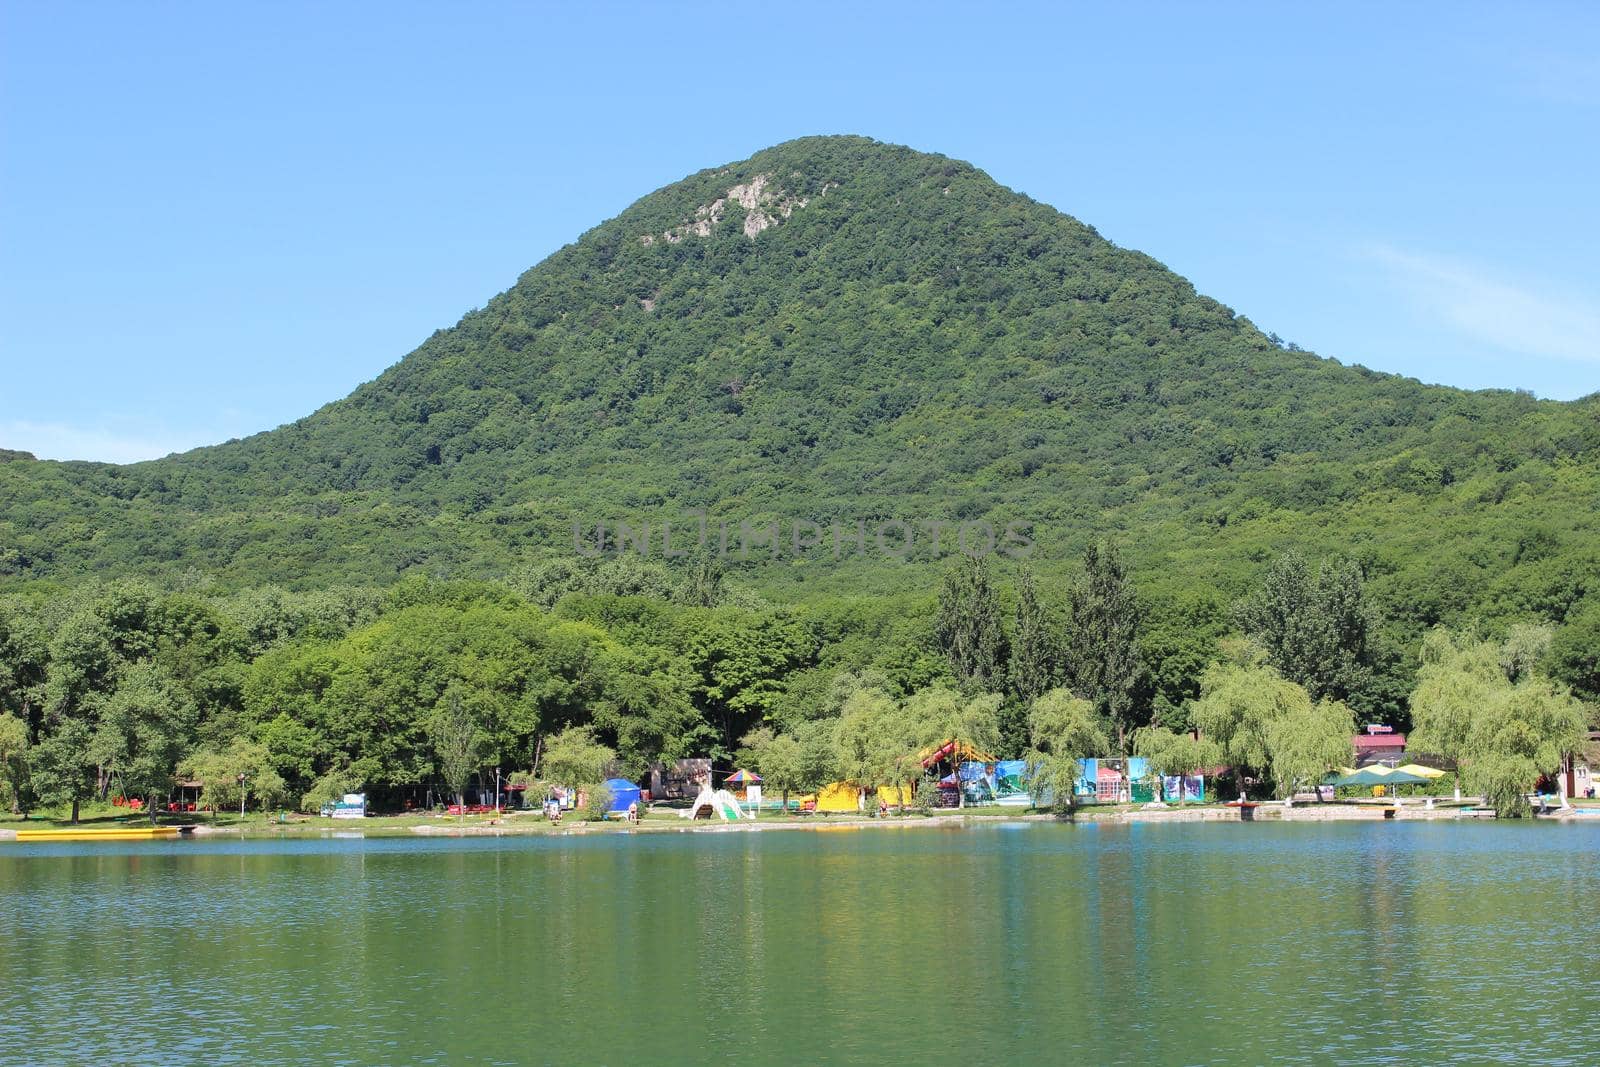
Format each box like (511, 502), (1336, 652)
(1, 136), (1595, 816)
(4, 136), (1596, 611)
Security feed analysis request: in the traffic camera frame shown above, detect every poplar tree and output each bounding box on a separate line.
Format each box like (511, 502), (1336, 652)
(935, 557), (1007, 694)
(1065, 541), (1143, 752)
(430, 685), (482, 816)
(1235, 552), (1376, 708)
(1008, 567), (1061, 705)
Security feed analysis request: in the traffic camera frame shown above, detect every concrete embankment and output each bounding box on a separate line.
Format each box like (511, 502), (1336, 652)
(1116, 803), (1469, 823)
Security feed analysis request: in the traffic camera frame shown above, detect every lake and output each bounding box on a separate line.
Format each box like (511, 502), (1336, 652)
(1, 821), (1596, 1065)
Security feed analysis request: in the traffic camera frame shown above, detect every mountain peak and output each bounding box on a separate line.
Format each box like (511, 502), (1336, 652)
(1, 138), (1594, 605)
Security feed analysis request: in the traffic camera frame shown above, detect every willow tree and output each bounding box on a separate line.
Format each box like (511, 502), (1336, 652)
(1026, 688), (1109, 811)
(1408, 629), (1498, 800)
(538, 725), (614, 801)
(1131, 726), (1222, 801)
(183, 738), (287, 815)
(1188, 644), (1350, 801)
(1264, 697), (1355, 802)
(1411, 627), (1588, 816)
(833, 687), (922, 811)
(904, 686), (1003, 807)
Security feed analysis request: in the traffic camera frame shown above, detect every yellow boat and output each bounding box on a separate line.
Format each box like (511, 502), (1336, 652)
(13, 825), (190, 842)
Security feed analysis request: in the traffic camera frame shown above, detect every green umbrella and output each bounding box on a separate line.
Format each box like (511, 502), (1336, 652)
(1328, 765), (1431, 789)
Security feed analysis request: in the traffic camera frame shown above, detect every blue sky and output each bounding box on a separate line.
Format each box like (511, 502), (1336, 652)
(2, 1), (1596, 462)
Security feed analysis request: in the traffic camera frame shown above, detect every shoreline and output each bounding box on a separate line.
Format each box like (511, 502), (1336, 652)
(6, 800), (1594, 841)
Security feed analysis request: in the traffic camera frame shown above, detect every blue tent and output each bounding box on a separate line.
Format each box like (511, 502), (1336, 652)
(603, 778), (642, 812)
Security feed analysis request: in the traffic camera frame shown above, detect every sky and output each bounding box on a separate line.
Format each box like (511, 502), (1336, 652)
(2, 1), (1597, 462)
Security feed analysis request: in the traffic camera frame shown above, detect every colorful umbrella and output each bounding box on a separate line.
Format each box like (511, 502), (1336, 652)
(1396, 763), (1446, 779)
(724, 769), (762, 784)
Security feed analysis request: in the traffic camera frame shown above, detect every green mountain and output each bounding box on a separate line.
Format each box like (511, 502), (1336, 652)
(3, 135), (1597, 632)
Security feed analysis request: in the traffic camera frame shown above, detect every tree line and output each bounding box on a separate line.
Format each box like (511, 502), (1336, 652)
(0, 545), (1593, 822)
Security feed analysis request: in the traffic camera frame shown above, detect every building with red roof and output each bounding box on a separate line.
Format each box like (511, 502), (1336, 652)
(1353, 725), (1406, 767)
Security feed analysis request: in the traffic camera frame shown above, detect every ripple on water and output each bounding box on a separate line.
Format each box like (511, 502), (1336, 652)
(1, 822), (1596, 1065)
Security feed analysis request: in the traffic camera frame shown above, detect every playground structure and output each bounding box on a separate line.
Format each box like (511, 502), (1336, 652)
(688, 787), (748, 821)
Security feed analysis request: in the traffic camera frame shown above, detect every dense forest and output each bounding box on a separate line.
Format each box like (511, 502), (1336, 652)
(0, 550), (1593, 820)
(0, 136), (1595, 817)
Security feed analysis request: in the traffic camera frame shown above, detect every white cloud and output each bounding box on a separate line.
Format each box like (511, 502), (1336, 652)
(0, 420), (203, 464)
(1364, 244), (1600, 367)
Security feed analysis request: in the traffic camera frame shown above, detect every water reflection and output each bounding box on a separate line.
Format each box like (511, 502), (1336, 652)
(1, 823), (1596, 1065)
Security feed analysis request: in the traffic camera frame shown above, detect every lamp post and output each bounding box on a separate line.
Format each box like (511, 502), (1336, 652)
(237, 772), (247, 819)
(494, 767), (502, 813)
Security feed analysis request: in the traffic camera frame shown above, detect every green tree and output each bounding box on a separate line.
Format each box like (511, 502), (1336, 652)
(935, 557), (1007, 694)
(538, 725), (615, 797)
(1497, 622), (1553, 684)
(1139, 590), (1227, 728)
(741, 727), (808, 812)
(1008, 567), (1061, 704)
(0, 710), (32, 816)
(1406, 629), (1490, 798)
(91, 662), (197, 819)
(1466, 679), (1587, 816)
(302, 765), (359, 815)
(32, 718), (94, 822)
(1131, 725), (1223, 802)
(1026, 688), (1109, 810)
(0, 600), (48, 732)
(1410, 627), (1588, 816)
(904, 686), (1003, 806)
(1234, 552), (1379, 712)
(430, 685), (483, 816)
(1264, 697), (1355, 802)
(1065, 541), (1143, 752)
(1188, 645), (1323, 801)
(833, 687), (921, 809)
(791, 718), (839, 798)
(681, 608), (816, 758)
(183, 737), (286, 814)
(1006, 567), (1060, 753)
(1549, 598), (1600, 702)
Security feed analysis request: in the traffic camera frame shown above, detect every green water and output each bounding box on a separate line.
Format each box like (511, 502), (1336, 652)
(2, 822), (1596, 1065)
